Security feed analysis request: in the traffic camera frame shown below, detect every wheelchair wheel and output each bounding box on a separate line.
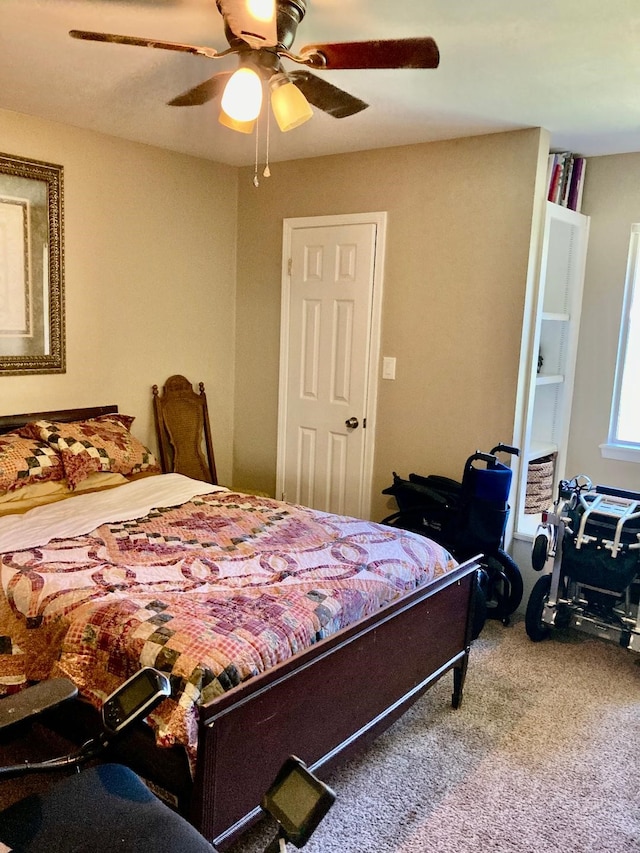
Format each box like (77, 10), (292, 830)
(525, 574), (552, 642)
(483, 550), (523, 625)
(531, 532), (549, 572)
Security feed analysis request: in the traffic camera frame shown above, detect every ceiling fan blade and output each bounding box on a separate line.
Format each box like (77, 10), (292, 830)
(288, 70), (368, 119)
(168, 73), (232, 107)
(216, 0), (278, 49)
(298, 37), (440, 70)
(69, 30), (226, 60)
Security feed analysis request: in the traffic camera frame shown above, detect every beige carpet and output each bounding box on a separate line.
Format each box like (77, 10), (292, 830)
(230, 618), (640, 853)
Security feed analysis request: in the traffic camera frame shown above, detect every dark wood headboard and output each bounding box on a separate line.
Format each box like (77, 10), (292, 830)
(0, 405), (118, 435)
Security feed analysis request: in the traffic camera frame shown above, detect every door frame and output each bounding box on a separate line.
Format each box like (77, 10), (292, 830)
(276, 211), (387, 518)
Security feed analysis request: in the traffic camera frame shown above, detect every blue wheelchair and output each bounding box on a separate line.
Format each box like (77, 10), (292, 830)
(382, 443), (523, 627)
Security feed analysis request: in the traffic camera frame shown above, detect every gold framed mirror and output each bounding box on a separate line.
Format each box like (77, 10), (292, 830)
(0, 152), (65, 374)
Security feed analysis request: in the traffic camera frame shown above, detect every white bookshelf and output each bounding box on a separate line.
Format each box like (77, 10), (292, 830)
(514, 202), (590, 540)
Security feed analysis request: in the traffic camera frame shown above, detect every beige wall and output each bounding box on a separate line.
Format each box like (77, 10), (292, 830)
(233, 128), (546, 520)
(568, 152), (640, 491)
(0, 109), (238, 485)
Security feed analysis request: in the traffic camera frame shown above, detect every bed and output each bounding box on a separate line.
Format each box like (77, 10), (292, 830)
(0, 405), (481, 848)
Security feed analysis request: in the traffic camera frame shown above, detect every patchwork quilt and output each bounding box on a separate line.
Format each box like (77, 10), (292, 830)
(0, 475), (456, 767)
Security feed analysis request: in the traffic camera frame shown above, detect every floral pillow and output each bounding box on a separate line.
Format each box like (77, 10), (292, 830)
(21, 414), (160, 490)
(0, 431), (65, 494)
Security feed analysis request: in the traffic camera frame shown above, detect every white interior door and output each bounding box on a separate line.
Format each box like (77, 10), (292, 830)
(277, 213), (386, 518)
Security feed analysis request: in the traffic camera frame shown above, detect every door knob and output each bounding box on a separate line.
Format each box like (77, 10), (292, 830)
(345, 417), (359, 429)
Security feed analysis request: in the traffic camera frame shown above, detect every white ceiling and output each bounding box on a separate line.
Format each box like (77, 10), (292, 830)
(3, 0), (640, 167)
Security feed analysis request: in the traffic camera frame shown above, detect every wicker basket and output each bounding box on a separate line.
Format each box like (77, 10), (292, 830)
(525, 453), (556, 513)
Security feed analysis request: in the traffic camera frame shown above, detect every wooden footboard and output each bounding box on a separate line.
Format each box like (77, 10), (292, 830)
(193, 557), (479, 847)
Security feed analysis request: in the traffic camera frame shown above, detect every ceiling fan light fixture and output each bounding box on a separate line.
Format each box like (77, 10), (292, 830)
(270, 72), (313, 132)
(221, 66), (263, 122)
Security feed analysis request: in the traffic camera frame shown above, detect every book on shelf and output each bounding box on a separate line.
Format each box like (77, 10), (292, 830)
(568, 156), (586, 212)
(546, 152), (586, 212)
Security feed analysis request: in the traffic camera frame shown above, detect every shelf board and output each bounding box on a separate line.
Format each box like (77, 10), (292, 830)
(541, 311), (570, 322)
(526, 441), (558, 462)
(536, 373), (564, 386)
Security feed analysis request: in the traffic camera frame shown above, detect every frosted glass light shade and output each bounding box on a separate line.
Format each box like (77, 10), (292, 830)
(270, 75), (313, 132)
(218, 110), (256, 134)
(221, 67), (263, 123)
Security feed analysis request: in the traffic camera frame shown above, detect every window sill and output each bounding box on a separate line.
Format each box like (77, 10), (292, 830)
(599, 443), (640, 463)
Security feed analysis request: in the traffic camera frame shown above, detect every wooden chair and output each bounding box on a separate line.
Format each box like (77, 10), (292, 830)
(152, 375), (217, 485)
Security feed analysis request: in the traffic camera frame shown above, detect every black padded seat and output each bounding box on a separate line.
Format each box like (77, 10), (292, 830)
(0, 763), (215, 852)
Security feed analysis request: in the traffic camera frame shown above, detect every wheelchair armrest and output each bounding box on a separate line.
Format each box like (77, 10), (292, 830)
(0, 679), (77, 733)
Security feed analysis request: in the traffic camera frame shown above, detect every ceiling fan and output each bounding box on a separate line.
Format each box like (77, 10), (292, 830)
(69, 0), (440, 132)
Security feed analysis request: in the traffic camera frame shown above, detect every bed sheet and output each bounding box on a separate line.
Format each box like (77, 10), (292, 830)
(0, 474), (456, 766)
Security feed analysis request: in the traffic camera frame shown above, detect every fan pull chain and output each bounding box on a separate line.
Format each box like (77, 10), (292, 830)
(253, 117), (260, 187)
(263, 105), (271, 178)
(252, 101), (272, 186)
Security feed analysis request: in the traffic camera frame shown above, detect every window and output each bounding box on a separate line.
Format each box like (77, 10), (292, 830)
(601, 223), (640, 462)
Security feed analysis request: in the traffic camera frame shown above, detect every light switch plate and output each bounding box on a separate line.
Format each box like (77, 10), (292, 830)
(382, 357), (396, 380)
